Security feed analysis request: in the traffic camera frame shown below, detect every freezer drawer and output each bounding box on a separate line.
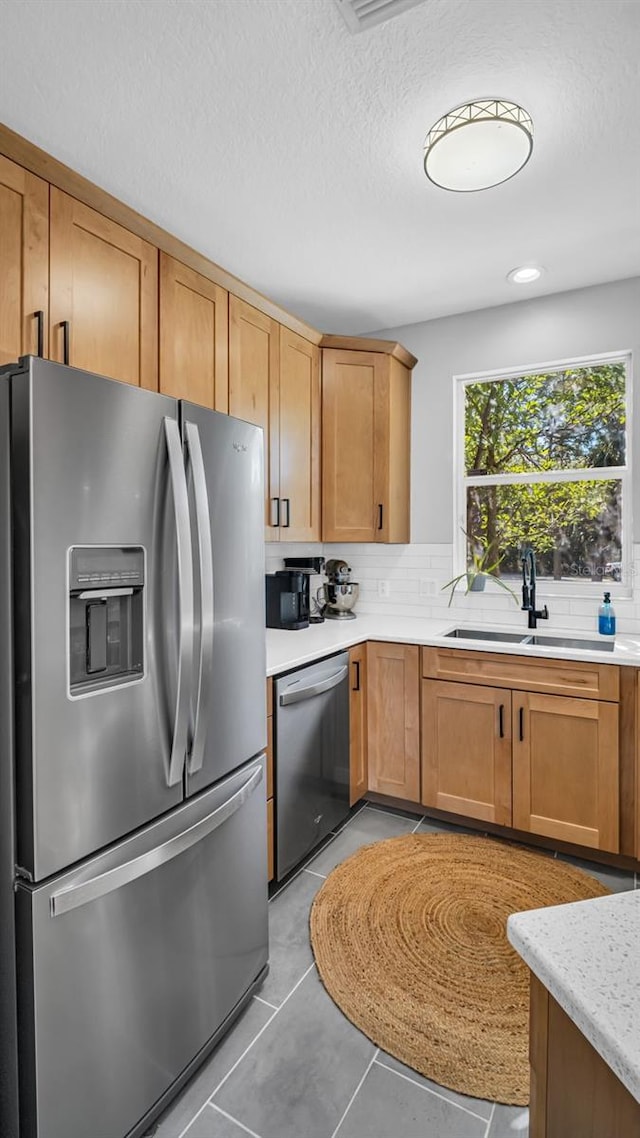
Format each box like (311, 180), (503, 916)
(15, 759), (268, 1138)
(275, 652), (350, 880)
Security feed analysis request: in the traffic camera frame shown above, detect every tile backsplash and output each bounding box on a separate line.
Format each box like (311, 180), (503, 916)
(266, 542), (640, 636)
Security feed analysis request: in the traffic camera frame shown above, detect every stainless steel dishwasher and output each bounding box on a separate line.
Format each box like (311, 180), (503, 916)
(274, 651), (350, 880)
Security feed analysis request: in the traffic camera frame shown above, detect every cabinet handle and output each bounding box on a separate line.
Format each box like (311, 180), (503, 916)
(270, 497), (280, 527)
(519, 706), (524, 742)
(352, 660), (360, 692)
(498, 704), (504, 738)
(34, 310), (44, 358)
(61, 320), (70, 366)
(282, 498), (291, 528)
(377, 503), (384, 531)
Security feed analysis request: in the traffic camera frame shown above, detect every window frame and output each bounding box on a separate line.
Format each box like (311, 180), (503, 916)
(452, 349), (633, 599)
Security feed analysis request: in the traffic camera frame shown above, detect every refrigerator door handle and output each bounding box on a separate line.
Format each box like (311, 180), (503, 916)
(279, 665), (349, 706)
(184, 420), (214, 775)
(50, 762), (264, 917)
(164, 417), (195, 787)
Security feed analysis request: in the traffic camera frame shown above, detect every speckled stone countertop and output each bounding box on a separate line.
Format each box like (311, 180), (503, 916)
(507, 891), (640, 1102)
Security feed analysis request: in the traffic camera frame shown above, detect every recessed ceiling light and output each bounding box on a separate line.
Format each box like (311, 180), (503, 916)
(424, 99), (533, 192)
(507, 265), (543, 284)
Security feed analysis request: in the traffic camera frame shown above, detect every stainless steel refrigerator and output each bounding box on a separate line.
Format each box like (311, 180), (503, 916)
(0, 357), (269, 1138)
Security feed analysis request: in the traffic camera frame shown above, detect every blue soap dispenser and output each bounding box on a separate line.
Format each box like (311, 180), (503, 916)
(598, 591), (616, 636)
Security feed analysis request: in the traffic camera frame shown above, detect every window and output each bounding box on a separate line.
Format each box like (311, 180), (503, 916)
(455, 353), (631, 589)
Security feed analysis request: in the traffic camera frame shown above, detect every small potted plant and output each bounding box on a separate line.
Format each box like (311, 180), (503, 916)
(442, 531), (519, 607)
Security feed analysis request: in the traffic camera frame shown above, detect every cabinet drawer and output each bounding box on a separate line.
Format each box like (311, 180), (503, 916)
(422, 647), (619, 703)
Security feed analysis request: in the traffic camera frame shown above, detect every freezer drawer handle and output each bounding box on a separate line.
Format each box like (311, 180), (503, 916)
(184, 421), (215, 775)
(50, 763), (264, 918)
(164, 417), (195, 787)
(279, 665), (348, 706)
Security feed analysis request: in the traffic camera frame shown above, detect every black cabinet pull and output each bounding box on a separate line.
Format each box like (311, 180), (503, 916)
(282, 498), (291, 528)
(35, 310), (44, 358)
(377, 503), (384, 531)
(353, 660), (360, 692)
(61, 320), (70, 366)
(519, 707), (524, 741)
(498, 704), (504, 738)
(270, 498), (280, 527)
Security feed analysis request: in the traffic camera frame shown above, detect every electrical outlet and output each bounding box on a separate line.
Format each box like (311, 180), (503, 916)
(378, 580), (390, 598)
(420, 578), (437, 596)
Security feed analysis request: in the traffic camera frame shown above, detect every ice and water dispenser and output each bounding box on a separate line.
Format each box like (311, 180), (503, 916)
(69, 546), (145, 694)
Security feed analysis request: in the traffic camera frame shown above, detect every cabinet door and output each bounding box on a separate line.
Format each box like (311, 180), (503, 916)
(382, 358), (411, 543)
(512, 693), (619, 852)
(49, 188), (158, 388)
(367, 642), (419, 801)
(349, 644), (367, 806)
(322, 349), (381, 541)
(159, 253), (228, 410)
(278, 327), (320, 541)
(0, 155), (48, 365)
(229, 296), (280, 539)
(422, 680), (512, 826)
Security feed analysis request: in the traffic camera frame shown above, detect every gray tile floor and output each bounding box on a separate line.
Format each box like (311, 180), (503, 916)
(153, 804), (637, 1138)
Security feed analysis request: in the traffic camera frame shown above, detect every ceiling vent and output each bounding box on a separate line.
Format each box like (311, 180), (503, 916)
(334, 0), (427, 34)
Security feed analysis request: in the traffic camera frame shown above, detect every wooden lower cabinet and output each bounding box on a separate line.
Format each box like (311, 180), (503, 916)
(367, 642), (419, 801)
(349, 644), (367, 805)
(512, 692), (619, 852)
(421, 680), (512, 826)
(529, 975), (640, 1138)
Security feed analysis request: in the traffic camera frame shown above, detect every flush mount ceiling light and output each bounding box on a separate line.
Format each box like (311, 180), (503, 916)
(424, 99), (533, 192)
(507, 265), (543, 284)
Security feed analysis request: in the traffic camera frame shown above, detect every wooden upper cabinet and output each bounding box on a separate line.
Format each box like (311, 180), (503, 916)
(349, 643), (368, 806)
(322, 347), (411, 542)
(49, 188), (158, 388)
(159, 253), (228, 410)
(229, 295), (280, 538)
(367, 642), (420, 801)
(278, 327), (320, 541)
(229, 297), (320, 542)
(512, 692), (619, 853)
(0, 155), (48, 365)
(422, 680), (512, 826)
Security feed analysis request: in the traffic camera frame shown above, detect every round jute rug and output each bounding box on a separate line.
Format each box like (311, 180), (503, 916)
(309, 833), (609, 1106)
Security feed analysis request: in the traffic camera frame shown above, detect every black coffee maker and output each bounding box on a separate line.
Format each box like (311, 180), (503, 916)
(265, 570), (310, 630)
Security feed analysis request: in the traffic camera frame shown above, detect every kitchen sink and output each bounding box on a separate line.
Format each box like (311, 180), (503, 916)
(444, 628), (529, 644)
(445, 628), (615, 652)
(527, 634), (615, 652)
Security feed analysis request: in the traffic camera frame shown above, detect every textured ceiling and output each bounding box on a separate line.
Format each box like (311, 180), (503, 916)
(1, 0), (639, 333)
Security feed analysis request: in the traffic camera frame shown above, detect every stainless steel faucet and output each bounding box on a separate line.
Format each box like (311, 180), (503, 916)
(521, 547), (549, 629)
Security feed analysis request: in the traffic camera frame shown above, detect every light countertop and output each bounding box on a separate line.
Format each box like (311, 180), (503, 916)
(507, 891), (640, 1102)
(266, 614), (640, 676)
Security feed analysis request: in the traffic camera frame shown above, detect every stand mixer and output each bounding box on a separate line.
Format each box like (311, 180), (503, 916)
(317, 559), (359, 620)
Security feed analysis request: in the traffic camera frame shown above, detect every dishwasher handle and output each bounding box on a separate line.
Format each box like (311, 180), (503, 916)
(279, 665), (348, 707)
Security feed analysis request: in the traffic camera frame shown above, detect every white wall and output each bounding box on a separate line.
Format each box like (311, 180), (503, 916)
(373, 277), (640, 543)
